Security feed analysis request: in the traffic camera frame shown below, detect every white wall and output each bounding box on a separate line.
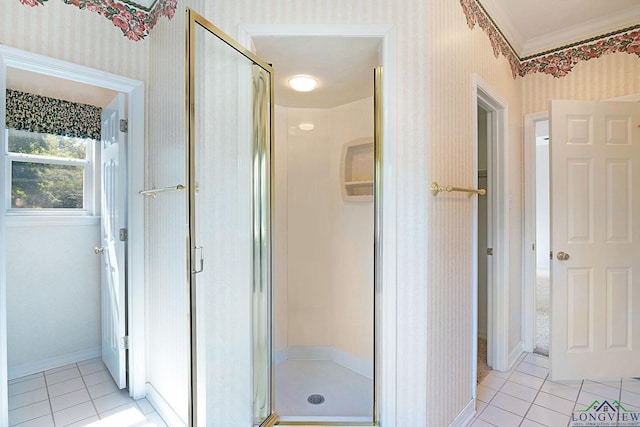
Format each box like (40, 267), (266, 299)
(6, 221), (101, 377)
(273, 104), (289, 356)
(328, 98), (374, 363)
(285, 108), (333, 348)
(277, 98), (374, 363)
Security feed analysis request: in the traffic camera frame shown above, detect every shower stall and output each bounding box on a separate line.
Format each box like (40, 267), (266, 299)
(187, 13), (382, 424)
(272, 100), (375, 423)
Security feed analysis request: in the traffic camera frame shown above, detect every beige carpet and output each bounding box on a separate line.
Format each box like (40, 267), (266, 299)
(477, 338), (491, 383)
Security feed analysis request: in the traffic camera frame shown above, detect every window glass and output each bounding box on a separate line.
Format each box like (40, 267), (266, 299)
(6, 128), (92, 212)
(11, 162), (84, 209)
(8, 129), (86, 160)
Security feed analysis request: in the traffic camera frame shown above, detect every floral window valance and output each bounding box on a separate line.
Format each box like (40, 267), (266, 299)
(18, 0), (177, 41)
(6, 89), (102, 140)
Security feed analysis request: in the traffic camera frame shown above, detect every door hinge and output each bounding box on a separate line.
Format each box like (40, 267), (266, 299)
(119, 119), (128, 133)
(487, 248), (493, 256)
(119, 228), (128, 241)
(550, 251), (553, 260)
(121, 336), (129, 350)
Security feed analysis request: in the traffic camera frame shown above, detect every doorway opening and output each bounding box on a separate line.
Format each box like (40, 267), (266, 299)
(533, 120), (550, 356)
(473, 75), (510, 399)
(476, 103), (491, 383)
(252, 36), (381, 424)
(0, 46), (146, 426)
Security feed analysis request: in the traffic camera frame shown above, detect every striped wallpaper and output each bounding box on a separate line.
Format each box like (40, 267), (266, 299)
(145, 3), (203, 424)
(427, 1), (523, 423)
(0, 0), (147, 81)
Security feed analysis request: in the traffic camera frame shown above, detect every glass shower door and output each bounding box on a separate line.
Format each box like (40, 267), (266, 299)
(186, 9), (275, 426)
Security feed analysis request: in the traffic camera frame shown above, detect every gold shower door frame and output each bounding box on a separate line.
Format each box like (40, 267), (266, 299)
(187, 9), (384, 426)
(186, 8), (277, 427)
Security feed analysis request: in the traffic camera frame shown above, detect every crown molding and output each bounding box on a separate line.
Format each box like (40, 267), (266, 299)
(522, 4), (640, 57)
(477, 0), (526, 55)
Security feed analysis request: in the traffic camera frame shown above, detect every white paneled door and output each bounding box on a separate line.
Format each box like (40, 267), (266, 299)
(550, 100), (640, 381)
(100, 93), (127, 389)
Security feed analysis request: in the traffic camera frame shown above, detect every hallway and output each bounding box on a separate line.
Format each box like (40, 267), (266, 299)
(473, 353), (640, 426)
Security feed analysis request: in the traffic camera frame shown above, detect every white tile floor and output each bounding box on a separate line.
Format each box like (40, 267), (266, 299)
(472, 352), (640, 427)
(8, 358), (167, 427)
(275, 359), (374, 423)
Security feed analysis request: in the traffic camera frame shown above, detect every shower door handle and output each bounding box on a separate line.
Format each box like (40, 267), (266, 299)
(192, 246), (204, 274)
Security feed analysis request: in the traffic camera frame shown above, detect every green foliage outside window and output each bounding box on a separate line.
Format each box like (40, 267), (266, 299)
(8, 129), (88, 209)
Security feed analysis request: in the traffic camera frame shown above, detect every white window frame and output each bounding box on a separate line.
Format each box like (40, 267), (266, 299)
(4, 128), (97, 216)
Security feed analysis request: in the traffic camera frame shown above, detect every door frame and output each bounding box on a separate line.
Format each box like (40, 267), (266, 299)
(238, 24), (397, 425)
(0, 45), (146, 425)
(522, 93), (640, 358)
(472, 74), (510, 377)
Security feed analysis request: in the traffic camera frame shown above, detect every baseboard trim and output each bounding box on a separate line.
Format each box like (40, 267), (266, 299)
(449, 399), (475, 427)
(508, 341), (524, 370)
(278, 345), (373, 380)
(146, 383), (186, 427)
(8, 346), (101, 380)
(331, 347), (373, 379)
(286, 345), (333, 360)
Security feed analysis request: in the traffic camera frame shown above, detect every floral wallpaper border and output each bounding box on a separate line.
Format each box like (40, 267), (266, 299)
(18, 0), (177, 41)
(6, 89), (102, 140)
(460, 0), (640, 79)
(460, 0), (522, 79)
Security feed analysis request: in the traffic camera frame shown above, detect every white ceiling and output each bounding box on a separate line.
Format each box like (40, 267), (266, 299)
(253, 36), (380, 109)
(481, 0), (640, 57)
(7, 68), (118, 108)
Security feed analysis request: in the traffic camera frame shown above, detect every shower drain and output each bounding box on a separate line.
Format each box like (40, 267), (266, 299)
(307, 394), (325, 405)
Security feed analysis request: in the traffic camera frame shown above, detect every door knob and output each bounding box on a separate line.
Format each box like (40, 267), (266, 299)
(556, 251), (570, 261)
(94, 247), (105, 254)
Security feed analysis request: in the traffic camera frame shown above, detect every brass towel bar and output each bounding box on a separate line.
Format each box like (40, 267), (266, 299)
(139, 184), (185, 198)
(431, 181), (486, 198)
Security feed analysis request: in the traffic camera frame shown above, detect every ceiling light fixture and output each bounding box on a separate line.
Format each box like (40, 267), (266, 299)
(299, 122), (315, 131)
(288, 75), (319, 92)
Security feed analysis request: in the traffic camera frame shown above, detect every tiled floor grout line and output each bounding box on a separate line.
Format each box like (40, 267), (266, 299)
(476, 357), (541, 426)
(42, 371), (57, 427)
(476, 373), (503, 426)
(565, 380), (584, 427)
(518, 372), (547, 427)
(616, 378), (623, 427)
(77, 361), (96, 426)
(78, 364), (101, 420)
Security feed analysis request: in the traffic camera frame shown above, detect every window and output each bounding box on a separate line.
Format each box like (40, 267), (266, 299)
(4, 88), (102, 215)
(5, 128), (96, 213)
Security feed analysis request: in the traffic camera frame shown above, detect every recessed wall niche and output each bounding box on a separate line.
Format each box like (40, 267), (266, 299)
(341, 137), (374, 201)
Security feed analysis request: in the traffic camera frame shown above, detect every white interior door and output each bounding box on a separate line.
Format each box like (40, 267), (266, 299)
(100, 93), (127, 389)
(550, 100), (640, 381)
